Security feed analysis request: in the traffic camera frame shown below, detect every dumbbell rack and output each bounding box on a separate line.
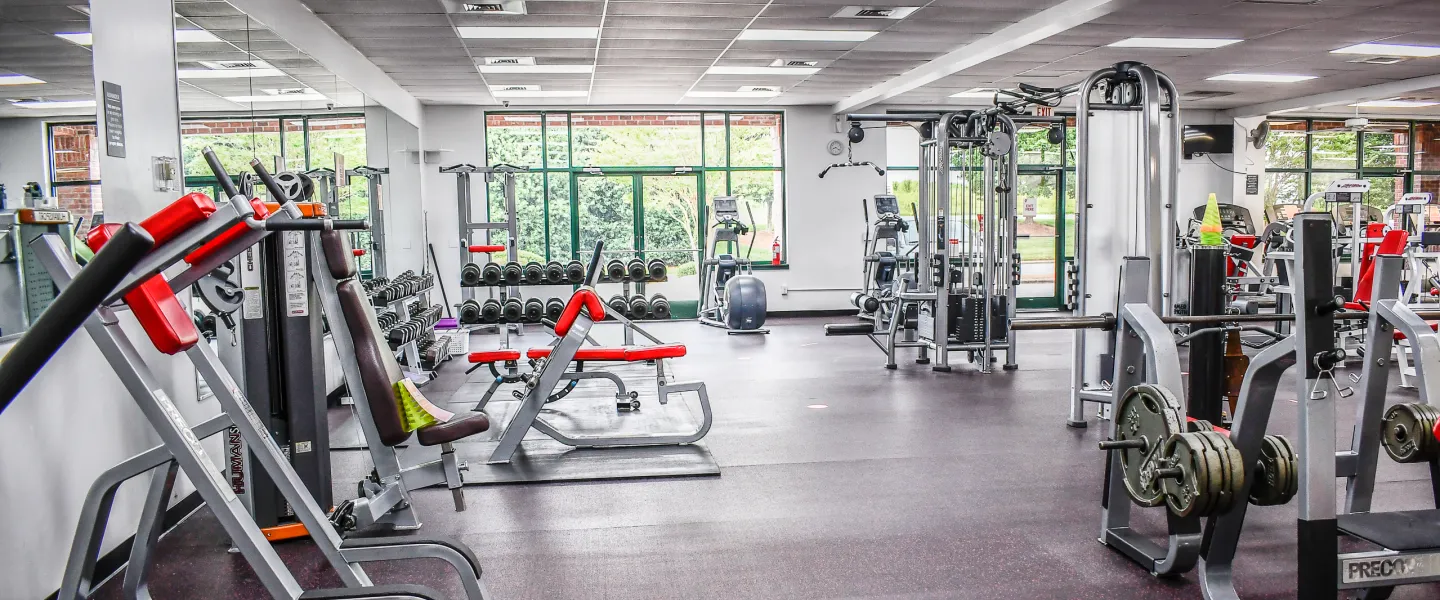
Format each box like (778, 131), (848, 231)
(373, 282), (437, 382)
(444, 163), (526, 348)
(595, 257), (670, 346)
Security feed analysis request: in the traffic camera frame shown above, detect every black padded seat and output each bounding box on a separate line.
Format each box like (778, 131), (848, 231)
(417, 413), (490, 447)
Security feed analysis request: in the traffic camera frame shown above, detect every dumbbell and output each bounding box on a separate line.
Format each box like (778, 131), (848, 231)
(524, 298), (545, 323)
(480, 263), (503, 286)
(459, 300), (482, 324)
(626, 259), (647, 281)
(646, 259), (667, 280)
(607, 294), (629, 318)
(544, 261), (565, 283)
(544, 297), (565, 322)
(479, 299), (502, 323)
(523, 262), (544, 285)
(565, 260), (585, 283)
(605, 259), (626, 281)
(502, 262), (523, 285)
(628, 295), (650, 319)
(501, 297), (524, 322)
(650, 294), (671, 320)
(460, 263), (483, 287)
(850, 292), (881, 313)
(388, 321), (421, 345)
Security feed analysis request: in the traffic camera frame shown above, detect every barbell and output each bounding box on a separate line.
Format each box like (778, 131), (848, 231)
(1009, 309), (1440, 332)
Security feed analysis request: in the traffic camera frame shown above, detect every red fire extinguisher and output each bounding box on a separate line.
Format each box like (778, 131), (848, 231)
(772, 236), (782, 266)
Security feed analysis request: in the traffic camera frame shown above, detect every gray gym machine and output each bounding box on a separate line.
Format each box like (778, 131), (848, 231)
(347, 165), (389, 278)
(698, 196), (768, 333)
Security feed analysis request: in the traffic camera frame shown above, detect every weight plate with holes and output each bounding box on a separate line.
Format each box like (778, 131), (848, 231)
(1201, 430), (1245, 515)
(1187, 419), (1216, 433)
(1160, 432), (1216, 517)
(1250, 434), (1298, 506)
(1381, 403), (1440, 463)
(1114, 384), (1186, 507)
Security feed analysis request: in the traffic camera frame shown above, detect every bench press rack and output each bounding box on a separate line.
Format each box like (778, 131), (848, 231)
(46, 149), (491, 600)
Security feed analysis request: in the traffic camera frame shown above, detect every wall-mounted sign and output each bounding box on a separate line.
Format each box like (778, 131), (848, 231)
(101, 81), (125, 158)
(1245, 174), (1259, 196)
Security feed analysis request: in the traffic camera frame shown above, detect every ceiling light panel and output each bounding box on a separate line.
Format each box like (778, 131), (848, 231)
(687, 90), (781, 98)
(1108, 37), (1243, 49)
(490, 89), (589, 98)
(737, 30), (877, 42)
(1351, 99), (1440, 108)
(12, 100), (96, 109)
(1331, 43), (1440, 58)
(1206, 73), (1316, 83)
(178, 68), (285, 79)
(457, 27), (599, 39)
(831, 6), (920, 19)
(479, 64), (594, 74)
(0, 75), (46, 86)
(55, 29), (222, 46)
(707, 66), (820, 76)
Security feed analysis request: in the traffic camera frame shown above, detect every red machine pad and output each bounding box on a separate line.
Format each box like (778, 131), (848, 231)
(138, 192), (218, 247)
(1351, 230), (1410, 309)
(469, 245), (506, 253)
(468, 350), (522, 363)
(625, 344), (687, 360)
(352, 249), (366, 257)
(526, 346), (628, 361)
(553, 288), (605, 337)
(86, 221), (203, 355)
(1433, 418), (1440, 448)
(185, 198), (270, 265)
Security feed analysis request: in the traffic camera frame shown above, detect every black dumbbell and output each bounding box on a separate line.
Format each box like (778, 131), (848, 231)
(523, 262), (544, 285)
(481, 263), (503, 286)
(459, 300), (482, 324)
(650, 294), (671, 320)
(502, 262), (523, 285)
(501, 297), (524, 322)
(480, 299), (502, 323)
(524, 298), (545, 322)
(545, 297), (565, 322)
(461, 263), (482, 287)
(647, 259), (667, 280)
(628, 295), (650, 319)
(607, 294), (629, 318)
(544, 261), (565, 283)
(566, 260), (585, 283)
(605, 259), (626, 281)
(626, 259), (647, 281)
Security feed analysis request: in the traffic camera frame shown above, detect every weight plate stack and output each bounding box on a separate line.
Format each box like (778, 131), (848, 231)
(1381, 403), (1440, 463)
(1159, 430), (1243, 518)
(1110, 384), (1185, 507)
(1249, 434), (1298, 506)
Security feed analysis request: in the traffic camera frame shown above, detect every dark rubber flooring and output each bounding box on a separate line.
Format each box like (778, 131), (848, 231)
(92, 317), (1440, 599)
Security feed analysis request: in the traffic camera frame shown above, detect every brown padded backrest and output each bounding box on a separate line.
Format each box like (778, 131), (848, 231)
(320, 230), (357, 280)
(336, 279), (410, 446)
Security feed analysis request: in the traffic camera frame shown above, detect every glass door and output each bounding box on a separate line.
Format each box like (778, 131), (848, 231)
(640, 174), (701, 308)
(573, 173), (636, 260)
(1016, 170), (1064, 308)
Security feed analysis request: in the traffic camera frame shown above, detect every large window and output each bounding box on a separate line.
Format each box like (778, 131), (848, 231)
(46, 123), (102, 233)
(482, 111), (786, 271)
(1263, 118), (1439, 217)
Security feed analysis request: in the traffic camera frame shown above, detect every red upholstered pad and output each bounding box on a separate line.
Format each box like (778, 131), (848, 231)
(85, 224), (199, 354)
(185, 198), (270, 265)
(1433, 418), (1440, 449)
(526, 346), (628, 361)
(1345, 302), (1366, 311)
(352, 249), (366, 256)
(469, 244), (505, 253)
(138, 192), (218, 247)
(625, 344), (686, 360)
(1229, 234), (1258, 248)
(1393, 323), (1440, 341)
(554, 288), (605, 337)
(468, 349), (522, 363)
(1354, 229), (1410, 305)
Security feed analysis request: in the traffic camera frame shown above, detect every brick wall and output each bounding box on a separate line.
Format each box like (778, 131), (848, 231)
(48, 124), (101, 232)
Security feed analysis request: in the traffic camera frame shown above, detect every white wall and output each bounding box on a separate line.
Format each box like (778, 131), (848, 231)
(419, 105), (486, 302)
(364, 105), (426, 277)
(0, 117), (47, 206)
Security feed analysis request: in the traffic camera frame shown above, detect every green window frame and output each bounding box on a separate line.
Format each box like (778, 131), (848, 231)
(1263, 118), (1440, 215)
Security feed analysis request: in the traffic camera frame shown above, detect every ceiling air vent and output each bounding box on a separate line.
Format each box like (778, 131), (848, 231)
(443, 0), (526, 14)
(483, 57), (536, 66)
(268, 88), (314, 96)
(494, 85), (538, 92)
(1184, 90), (1234, 100)
(1349, 56), (1408, 65)
(770, 59), (819, 68)
(739, 86), (780, 93)
(831, 6), (919, 19)
(199, 59), (270, 70)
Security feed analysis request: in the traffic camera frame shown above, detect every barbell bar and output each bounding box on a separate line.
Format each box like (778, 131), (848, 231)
(1010, 310), (1440, 332)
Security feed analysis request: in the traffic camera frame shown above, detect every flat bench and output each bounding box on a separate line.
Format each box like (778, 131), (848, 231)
(526, 343), (687, 362)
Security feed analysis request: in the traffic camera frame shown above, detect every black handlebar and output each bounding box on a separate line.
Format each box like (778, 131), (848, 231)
(203, 148), (240, 199)
(583, 240), (604, 287)
(249, 159), (294, 203)
(0, 223), (155, 414)
(264, 219), (368, 232)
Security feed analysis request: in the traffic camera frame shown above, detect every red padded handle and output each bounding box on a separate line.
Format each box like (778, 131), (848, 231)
(469, 245), (505, 253)
(553, 288), (605, 337)
(185, 198), (270, 265)
(352, 249), (366, 257)
(139, 192), (218, 247)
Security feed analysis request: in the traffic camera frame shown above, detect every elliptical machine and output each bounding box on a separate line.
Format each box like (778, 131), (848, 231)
(853, 194), (911, 318)
(699, 196), (768, 334)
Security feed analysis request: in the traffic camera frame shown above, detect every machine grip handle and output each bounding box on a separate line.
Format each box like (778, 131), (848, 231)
(0, 224), (155, 413)
(203, 148), (240, 199)
(264, 219), (368, 232)
(250, 159), (293, 202)
(583, 240), (604, 287)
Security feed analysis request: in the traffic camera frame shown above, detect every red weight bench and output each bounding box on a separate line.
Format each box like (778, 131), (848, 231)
(483, 287), (713, 464)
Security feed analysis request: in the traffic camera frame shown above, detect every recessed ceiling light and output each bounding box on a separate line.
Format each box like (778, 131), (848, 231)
(178, 68), (285, 79)
(1108, 37), (1243, 49)
(0, 75), (46, 86)
(11, 99), (96, 109)
(830, 6), (919, 19)
(482, 57), (536, 66)
(1332, 43), (1440, 58)
(737, 29), (877, 42)
(490, 89), (589, 98)
(806, 404), (829, 409)
(1206, 73), (1316, 83)
(479, 64), (594, 74)
(225, 90), (329, 103)
(1351, 99), (1440, 108)
(55, 29), (221, 46)
(707, 65), (820, 76)
(490, 84), (539, 92)
(949, 87), (997, 98)
(687, 90), (781, 98)
(456, 27), (599, 39)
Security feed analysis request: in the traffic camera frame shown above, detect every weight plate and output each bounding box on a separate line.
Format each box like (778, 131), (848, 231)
(1201, 430), (1245, 515)
(1381, 403), (1439, 463)
(1161, 432), (1214, 518)
(1187, 419), (1216, 433)
(1185, 430), (1227, 517)
(1114, 384), (1186, 507)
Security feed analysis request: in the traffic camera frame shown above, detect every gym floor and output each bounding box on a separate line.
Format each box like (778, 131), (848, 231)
(93, 317), (1440, 599)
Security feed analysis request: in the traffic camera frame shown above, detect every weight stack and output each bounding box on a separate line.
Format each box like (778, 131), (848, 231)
(1188, 246), (1227, 424)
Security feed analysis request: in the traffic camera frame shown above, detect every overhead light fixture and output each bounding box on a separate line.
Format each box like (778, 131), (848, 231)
(1206, 73), (1316, 83)
(1108, 37), (1243, 49)
(706, 65), (820, 76)
(949, 87), (997, 98)
(770, 59), (818, 68)
(456, 27), (599, 39)
(479, 64), (594, 74)
(225, 89), (329, 103)
(55, 29), (222, 46)
(687, 90), (781, 98)
(0, 75), (46, 86)
(490, 89), (589, 98)
(482, 57), (536, 66)
(1332, 43), (1440, 58)
(178, 68), (284, 79)
(830, 6), (919, 19)
(11, 99), (96, 109)
(737, 29), (877, 42)
(1350, 99), (1440, 108)
(442, 0), (527, 15)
